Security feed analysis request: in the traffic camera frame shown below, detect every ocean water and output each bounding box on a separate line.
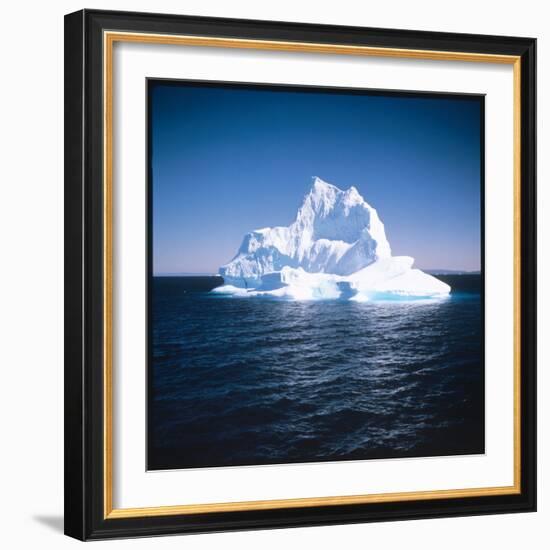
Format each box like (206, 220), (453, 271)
(148, 275), (484, 470)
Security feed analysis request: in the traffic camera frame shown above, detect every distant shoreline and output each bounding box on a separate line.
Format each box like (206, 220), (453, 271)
(424, 269), (481, 276)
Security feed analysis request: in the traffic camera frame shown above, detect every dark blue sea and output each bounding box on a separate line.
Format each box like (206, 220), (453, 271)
(148, 274), (484, 470)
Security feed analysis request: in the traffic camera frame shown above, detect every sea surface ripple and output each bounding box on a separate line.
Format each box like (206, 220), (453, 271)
(149, 275), (483, 470)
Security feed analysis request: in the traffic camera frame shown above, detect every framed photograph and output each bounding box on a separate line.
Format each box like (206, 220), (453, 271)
(64, 9), (536, 540)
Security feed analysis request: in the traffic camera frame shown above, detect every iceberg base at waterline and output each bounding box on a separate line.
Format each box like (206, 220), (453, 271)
(212, 257), (450, 302)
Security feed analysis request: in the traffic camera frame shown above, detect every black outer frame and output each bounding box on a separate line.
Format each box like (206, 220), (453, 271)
(64, 9), (537, 541)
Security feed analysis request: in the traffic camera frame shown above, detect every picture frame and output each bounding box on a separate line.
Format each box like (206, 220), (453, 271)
(64, 9), (536, 541)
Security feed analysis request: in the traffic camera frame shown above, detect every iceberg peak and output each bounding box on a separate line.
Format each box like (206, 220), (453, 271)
(311, 175), (333, 191)
(308, 177), (363, 211)
(216, 177), (450, 301)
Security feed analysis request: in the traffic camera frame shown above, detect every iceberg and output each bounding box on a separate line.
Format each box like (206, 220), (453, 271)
(214, 177), (450, 301)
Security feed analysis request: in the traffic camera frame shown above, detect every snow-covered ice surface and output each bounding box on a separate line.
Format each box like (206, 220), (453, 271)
(215, 178), (450, 301)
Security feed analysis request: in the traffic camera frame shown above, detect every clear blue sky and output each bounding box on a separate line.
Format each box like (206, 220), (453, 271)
(150, 81), (482, 275)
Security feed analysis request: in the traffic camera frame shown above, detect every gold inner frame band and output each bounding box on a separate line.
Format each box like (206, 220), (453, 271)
(103, 30), (522, 519)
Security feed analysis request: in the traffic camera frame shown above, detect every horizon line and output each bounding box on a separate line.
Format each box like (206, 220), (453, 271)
(153, 268), (482, 277)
